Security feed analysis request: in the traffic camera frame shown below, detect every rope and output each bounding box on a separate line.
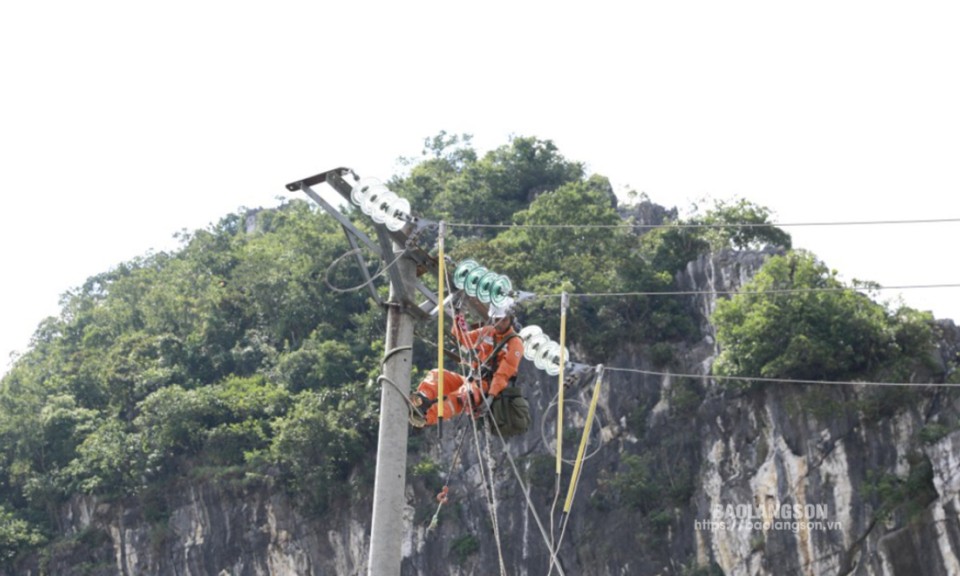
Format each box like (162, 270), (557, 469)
(323, 246), (404, 294)
(419, 306), (567, 574)
(376, 374), (424, 425)
(454, 309), (508, 575)
(469, 404), (507, 576)
(483, 398), (567, 576)
(484, 425), (508, 576)
(539, 395), (604, 464)
(427, 422), (471, 532)
(423, 292), (486, 533)
(427, 290), (565, 573)
(382, 345), (413, 365)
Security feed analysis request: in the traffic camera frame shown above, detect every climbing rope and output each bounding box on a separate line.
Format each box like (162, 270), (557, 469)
(426, 422), (470, 532)
(483, 396), (567, 576)
(469, 406), (508, 576)
(419, 279), (570, 575)
(432, 294), (516, 574)
(323, 246), (404, 294)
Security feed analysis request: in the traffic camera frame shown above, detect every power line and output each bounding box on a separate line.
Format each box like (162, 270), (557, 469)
(603, 366), (959, 388)
(445, 217), (960, 230)
(530, 283), (960, 299)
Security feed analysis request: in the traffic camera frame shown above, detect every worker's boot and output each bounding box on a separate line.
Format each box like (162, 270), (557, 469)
(408, 393), (435, 428)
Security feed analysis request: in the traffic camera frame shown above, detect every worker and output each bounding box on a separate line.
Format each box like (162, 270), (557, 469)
(410, 298), (524, 427)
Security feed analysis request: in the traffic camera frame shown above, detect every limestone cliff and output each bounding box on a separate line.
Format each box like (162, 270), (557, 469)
(10, 249), (960, 576)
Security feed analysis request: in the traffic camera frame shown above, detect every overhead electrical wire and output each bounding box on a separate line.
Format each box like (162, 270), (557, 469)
(532, 283), (960, 299)
(445, 217), (960, 230)
(603, 366), (960, 388)
(308, 176), (960, 572)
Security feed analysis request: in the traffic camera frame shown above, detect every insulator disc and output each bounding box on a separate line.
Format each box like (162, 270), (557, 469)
(518, 325), (543, 343)
(476, 271), (502, 303)
(453, 259), (479, 289)
(464, 266), (489, 297)
(524, 332), (551, 362)
(384, 197), (411, 231)
(545, 344), (569, 377)
(360, 181), (389, 216)
(371, 191), (398, 224)
(490, 276), (513, 306)
(350, 179), (371, 206)
(535, 341), (560, 372)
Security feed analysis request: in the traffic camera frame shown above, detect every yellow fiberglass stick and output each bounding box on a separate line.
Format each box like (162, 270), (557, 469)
(437, 222), (446, 424)
(563, 365), (603, 514)
(556, 292), (568, 477)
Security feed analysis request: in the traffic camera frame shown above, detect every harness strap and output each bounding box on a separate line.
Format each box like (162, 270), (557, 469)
(479, 332), (520, 384)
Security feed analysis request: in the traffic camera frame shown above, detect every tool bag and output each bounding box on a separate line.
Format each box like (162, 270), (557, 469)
(486, 386), (531, 438)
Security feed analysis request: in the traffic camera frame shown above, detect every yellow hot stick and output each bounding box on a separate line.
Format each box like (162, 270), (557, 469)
(437, 222), (446, 424)
(556, 292), (568, 477)
(563, 365), (603, 514)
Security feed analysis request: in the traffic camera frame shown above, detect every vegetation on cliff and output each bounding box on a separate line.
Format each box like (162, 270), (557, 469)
(0, 133), (942, 569)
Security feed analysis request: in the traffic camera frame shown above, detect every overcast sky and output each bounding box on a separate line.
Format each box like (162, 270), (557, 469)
(2, 1), (958, 377)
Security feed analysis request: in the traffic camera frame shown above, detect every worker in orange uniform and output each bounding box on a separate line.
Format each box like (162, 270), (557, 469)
(410, 298), (524, 427)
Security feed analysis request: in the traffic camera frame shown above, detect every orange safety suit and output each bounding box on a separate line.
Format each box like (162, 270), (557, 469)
(416, 321), (524, 426)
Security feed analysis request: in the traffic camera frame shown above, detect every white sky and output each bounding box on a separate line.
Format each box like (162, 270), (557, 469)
(2, 2), (959, 377)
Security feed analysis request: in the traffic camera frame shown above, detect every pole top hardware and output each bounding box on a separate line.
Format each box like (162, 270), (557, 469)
(285, 167), (354, 192)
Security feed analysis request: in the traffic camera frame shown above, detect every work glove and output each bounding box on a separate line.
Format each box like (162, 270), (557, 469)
(477, 395), (494, 414)
(455, 313), (468, 332)
(458, 381), (482, 409)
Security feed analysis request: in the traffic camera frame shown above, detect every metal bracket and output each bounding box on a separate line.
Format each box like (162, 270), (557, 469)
(290, 167), (444, 322)
(285, 167), (354, 192)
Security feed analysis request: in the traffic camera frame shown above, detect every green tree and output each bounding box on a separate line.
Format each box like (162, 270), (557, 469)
(270, 391), (370, 514)
(401, 135), (583, 234)
(0, 505), (44, 569)
(68, 419), (144, 496)
(712, 250), (934, 381)
(691, 198), (792, 251)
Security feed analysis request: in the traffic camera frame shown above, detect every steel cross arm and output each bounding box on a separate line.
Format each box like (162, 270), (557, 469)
(290, 167), (441, 317)
(285, 167), (353, 193)
(417, 282), (437, 316)
(342, 224), (383, 305)
(290, 168), (440, 273)
(297, 184), (382, 257)
(324, 170), (438, 273)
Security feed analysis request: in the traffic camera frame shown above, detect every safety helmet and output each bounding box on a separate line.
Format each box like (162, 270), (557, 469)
(488, 297), (515, 320)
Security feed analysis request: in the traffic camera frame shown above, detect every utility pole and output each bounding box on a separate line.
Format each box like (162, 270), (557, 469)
(286, 169), (433, 576)
(367, 238), (416, 576)
(285, 168), (588, 575)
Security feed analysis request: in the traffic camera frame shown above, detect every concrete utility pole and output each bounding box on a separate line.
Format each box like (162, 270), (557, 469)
(286, 169), (434, 576)
(287, 167), (589, 575)
(367, 239), (417, 576)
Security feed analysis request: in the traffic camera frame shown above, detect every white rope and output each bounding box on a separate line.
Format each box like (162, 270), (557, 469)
(486, 415), (567, 576)
(469, 408), (507, 575)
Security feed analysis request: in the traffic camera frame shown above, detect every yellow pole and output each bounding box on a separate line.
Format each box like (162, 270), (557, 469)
(563, 365), (603, 514)
(437, 222), (446, 430)
(556, 292), (568, 478)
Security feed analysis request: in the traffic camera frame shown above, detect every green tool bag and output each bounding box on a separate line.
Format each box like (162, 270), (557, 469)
(487, 387), (531, 438)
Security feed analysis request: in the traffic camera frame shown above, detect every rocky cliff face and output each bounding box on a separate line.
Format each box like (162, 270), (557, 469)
(12, 250), (960, 576)
(19, 477), (371, 575)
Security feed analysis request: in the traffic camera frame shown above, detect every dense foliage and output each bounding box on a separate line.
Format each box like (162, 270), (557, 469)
(712, 250), (936, 383)
(0, 132), (937, 566)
